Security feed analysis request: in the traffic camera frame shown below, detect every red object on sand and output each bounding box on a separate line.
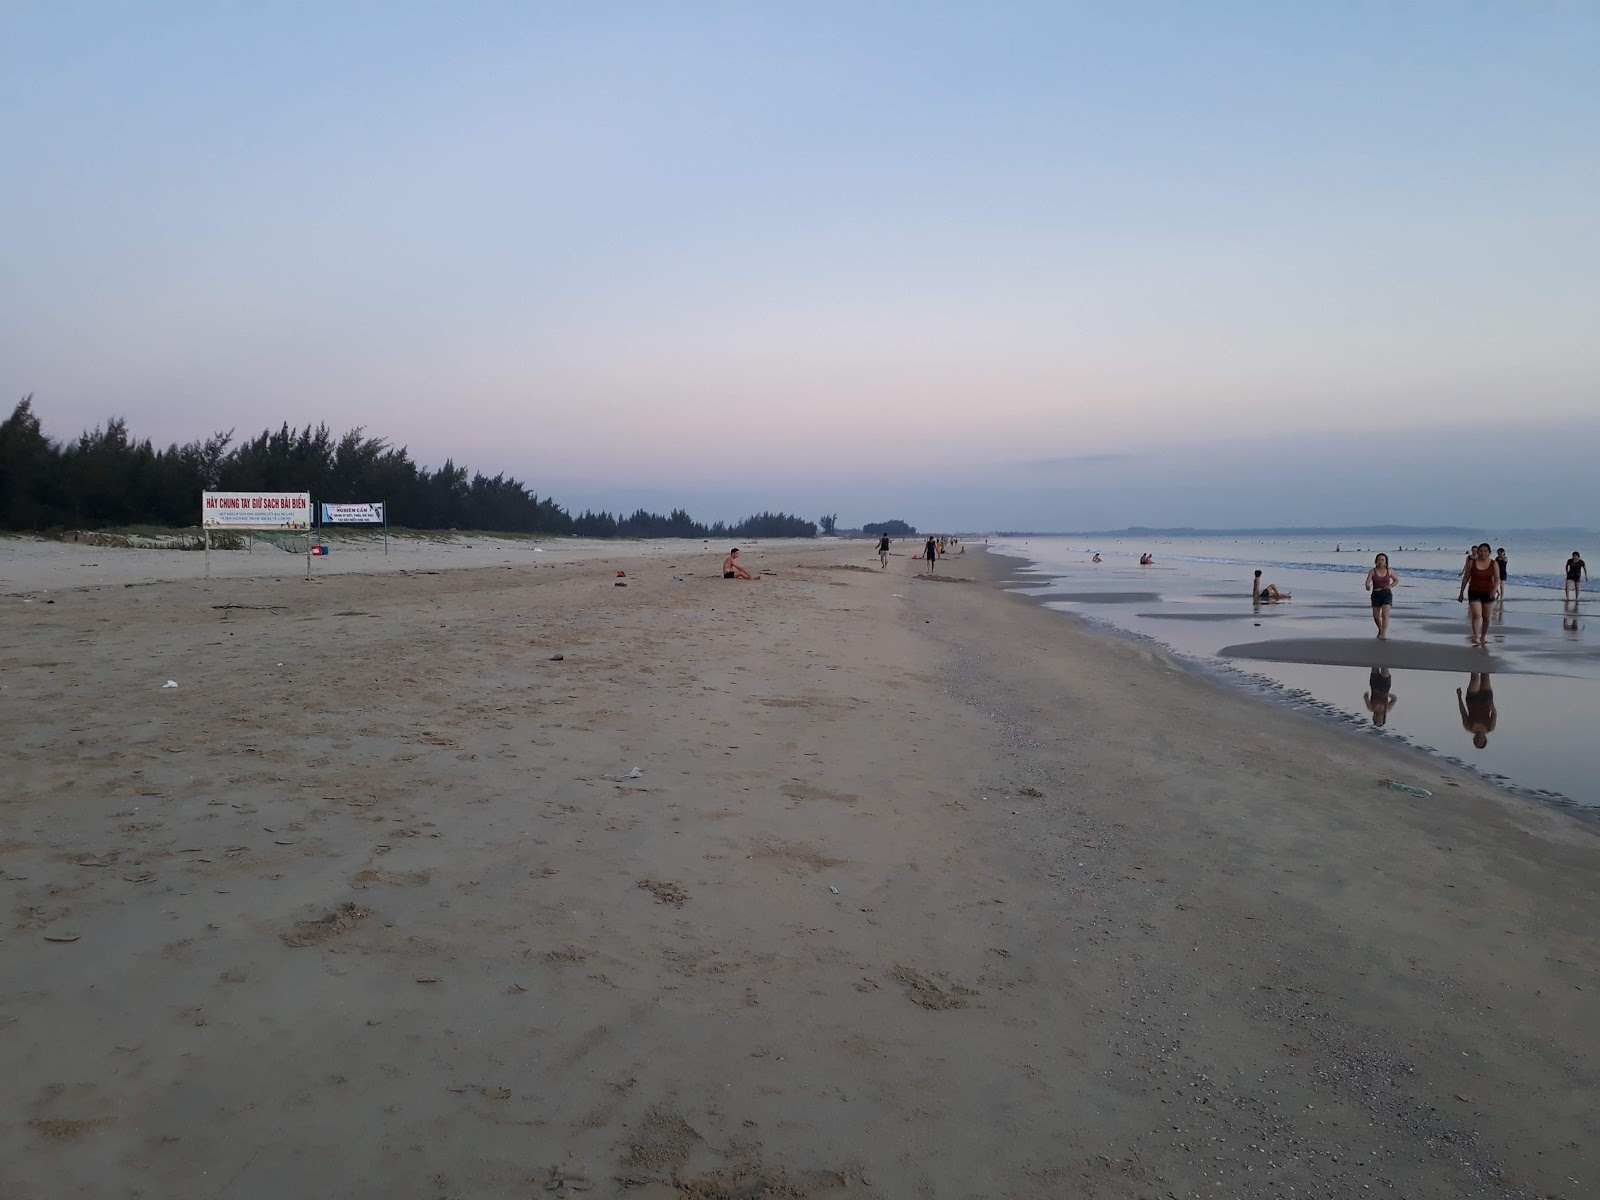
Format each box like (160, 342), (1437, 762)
(617, 570), (626, 577)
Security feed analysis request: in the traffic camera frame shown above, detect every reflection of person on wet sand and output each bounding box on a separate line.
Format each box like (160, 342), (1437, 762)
(1251, 570), (1289, 601)
(1457, 674), (1497, 748)
(1364, 668), (1397, 727)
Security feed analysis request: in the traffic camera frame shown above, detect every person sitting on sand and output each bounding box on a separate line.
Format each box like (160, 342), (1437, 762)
(1252, 569), (1289, 601)
(1458, 674), (1497, 748)
(1138, 553), (1151, 565)
(1091, 553), (1102, 563)
(722, 548), (759, 580)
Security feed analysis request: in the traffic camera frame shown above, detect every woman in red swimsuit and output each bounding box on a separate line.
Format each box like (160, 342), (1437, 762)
(1457, 543), (1498, 647)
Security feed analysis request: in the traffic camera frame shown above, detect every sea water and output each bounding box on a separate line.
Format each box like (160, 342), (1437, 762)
(992, 534), (1597, 813)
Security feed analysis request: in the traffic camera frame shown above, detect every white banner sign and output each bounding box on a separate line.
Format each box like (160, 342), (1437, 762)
(320, 502), (385, 524)
(202, 491), (312, 531)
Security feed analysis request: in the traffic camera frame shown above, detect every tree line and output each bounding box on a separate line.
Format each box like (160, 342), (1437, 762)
(0, 398), (817, 540)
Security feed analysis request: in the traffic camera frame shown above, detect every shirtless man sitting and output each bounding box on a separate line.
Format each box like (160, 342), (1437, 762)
(722, 548), (759, 580)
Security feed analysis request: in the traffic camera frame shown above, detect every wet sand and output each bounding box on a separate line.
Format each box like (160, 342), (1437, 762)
(1021, 589), (1162, 604)
(2, 538), (1596, 1198)
(1219, 636), (1516, 673)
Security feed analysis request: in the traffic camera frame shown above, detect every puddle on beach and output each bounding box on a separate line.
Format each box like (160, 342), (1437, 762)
(997, 536), (1599, 813)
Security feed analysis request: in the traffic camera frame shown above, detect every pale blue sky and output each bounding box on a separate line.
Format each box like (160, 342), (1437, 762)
(4, 3), (1597, 529)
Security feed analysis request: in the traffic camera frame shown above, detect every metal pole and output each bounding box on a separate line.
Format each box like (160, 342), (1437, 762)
(384, 502), (389, 555)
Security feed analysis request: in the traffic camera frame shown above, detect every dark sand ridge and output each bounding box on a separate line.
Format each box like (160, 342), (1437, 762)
(1218, 636), (1518, 673)
(1016, 590), (1162, 604)
(1135, 610), (1297, 622)
(1417, 620), (1548, 637)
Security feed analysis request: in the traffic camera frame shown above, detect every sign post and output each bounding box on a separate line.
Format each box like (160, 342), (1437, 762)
(201, 491), (314, 578)
(318, 502), (388, 555)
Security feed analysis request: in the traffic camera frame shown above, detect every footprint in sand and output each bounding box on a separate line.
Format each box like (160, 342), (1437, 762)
(636, 879), (689, 907)
(280, 902), (372, 947)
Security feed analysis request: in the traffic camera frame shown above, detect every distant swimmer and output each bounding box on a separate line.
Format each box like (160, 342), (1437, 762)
(1364, 553), (1398, 640)
(1364, 667), (1397, 727)
(1457, 543), (1496, 646)
(1565, 551), (1588, 601)
(877, 534), (891, 569)
(1252, 569), (1290, 601)
(1495, 547), (1509, 600)
(923, 536), (938, 573)
(1091, 553), (1102, 563)
(722, 548), (759, 580)
(1457, 674), (1497, 748)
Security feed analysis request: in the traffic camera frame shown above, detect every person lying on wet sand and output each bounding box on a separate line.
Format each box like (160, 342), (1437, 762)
(1252, 569), (1290, 601)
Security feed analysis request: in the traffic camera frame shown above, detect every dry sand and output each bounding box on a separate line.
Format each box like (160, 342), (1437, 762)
(1, 538), (1595, 1199)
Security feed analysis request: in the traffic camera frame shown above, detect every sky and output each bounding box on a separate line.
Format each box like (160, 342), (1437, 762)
(3, 3), (1597, 531)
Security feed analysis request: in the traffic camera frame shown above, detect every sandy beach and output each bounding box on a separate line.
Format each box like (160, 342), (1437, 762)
(2, 537), (1596, 1199)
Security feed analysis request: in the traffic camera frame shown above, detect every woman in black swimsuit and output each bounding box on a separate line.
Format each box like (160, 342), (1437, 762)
(1565, 551), (1588, 601)
(1364, 553), (1398, 640)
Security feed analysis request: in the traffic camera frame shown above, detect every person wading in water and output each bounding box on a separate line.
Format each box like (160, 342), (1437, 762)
(1365, 553), (1398, 640)
(1458, 543), (1497, 647)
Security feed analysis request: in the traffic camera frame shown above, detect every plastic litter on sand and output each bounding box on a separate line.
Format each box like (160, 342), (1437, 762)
(1382, 779), (1433, 798)
(161, 680), (179, 689)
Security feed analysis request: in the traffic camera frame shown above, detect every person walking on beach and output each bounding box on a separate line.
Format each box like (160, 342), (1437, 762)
(923, 536), (938, 573)
(1565, 551), (1588, 601)
(1457, 674), (1497, 748)
(1365, 553), (1398, 640)
(876, 534), (891, 569)
(1495, 548), (1509, 600)
(1458, 543), (1497, 647)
